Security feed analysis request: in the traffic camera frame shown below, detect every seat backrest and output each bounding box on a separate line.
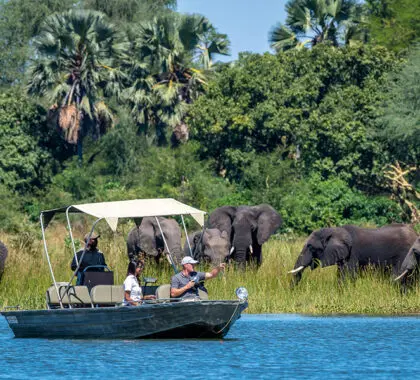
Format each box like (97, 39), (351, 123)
(155, 284), (171, 300)
(83, 271), (114, 291)
(46, 285), (92, 306)
(198, 289), (209, 300)
(91, 285), (124, 305)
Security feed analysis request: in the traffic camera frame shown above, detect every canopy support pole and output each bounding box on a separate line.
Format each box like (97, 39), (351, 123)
(155, 217), (178, 274)
(181, 215), (192, 256)
(40, 213), (63, 309)
(66, 206), (78, 266)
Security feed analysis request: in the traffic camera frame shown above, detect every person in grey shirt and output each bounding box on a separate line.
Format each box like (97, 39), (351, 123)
(170, 256), (225, 299)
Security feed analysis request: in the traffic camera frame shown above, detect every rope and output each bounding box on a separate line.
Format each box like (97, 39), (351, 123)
(211, 301), (241, 335)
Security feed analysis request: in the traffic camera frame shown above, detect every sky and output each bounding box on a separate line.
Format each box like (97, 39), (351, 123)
(177, 0), (287, 61)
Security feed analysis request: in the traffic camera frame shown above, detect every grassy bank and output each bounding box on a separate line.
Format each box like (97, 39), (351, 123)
(0, 226), (419, 314)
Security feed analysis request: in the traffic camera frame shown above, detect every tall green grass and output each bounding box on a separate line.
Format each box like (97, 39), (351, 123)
(0, 228), (419, 314)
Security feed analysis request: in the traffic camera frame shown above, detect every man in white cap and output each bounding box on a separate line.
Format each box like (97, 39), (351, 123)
(170, 256), (225, 299)
(71, 232), (107, 285)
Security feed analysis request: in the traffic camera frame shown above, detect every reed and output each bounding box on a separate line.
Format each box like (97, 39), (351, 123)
(0, 228), (419, 314)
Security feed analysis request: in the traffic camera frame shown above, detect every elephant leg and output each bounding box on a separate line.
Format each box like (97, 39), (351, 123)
(337, 258), (358, 286)
(251, 243), (262, 266)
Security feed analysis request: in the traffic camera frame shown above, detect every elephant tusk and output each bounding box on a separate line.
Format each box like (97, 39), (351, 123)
(288, 266), (305, 274)
(249, 245), (253, 254)
(394, 269), (409, 282)
(229, 246), (235, 255)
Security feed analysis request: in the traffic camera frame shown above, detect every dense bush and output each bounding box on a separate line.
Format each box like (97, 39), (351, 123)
(272, 174), (402, 233)
(188, 46), (401, 191)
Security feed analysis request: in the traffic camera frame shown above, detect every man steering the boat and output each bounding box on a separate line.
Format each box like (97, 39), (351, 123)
(170, 256), (225, 300)
(71, 233), (107, 285)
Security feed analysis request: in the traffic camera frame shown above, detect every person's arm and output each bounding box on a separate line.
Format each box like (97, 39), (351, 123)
(170, 278), (195, 298)
(70, 253), (79, 271)
(205, 263), (226, 280)
(124, 290), (139, 306)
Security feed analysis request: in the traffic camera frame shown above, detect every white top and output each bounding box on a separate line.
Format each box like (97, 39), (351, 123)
(123, 275), (142, 305)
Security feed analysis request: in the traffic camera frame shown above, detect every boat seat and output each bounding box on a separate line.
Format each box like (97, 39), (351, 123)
(198, 289), (209, 300)
(83, 271), (114, 291)
(90, 285), (124, 306)
(155, 284), (171, 300)
(46, 285), (92, 307)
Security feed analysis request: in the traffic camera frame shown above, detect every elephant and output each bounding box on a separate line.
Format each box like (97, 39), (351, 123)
(208, 204), (282, 266)
(395, 237), (420, 287)
(126, 217), (182, 265)
(289, 224), (418, 285)
(184, 228), (230, 265)
(0, 240), (7, 281)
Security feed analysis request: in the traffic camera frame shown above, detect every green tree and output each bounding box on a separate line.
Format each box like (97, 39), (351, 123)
(0, 91), (54, 193)
(27, 9), (128, 161)
(82, 0), (176, 24)
(269, 0), (366, 52)
(365, 0), (420, 52)
(378, 47), (420, 166)
(0, 0), (79, 86)
(188, 45), (400, 191)
(124, 13), (229, 144)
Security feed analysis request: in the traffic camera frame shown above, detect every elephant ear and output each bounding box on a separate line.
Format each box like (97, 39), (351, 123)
(255, 204), (282, 245)
(209, 206), (237, 242)
(323, 228), (351, 265)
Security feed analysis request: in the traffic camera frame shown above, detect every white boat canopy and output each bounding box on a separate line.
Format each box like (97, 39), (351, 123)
(41, 198), (206, 231)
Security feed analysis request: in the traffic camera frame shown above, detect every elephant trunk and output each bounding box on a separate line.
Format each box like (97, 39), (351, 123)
(233, 248), (247, 269)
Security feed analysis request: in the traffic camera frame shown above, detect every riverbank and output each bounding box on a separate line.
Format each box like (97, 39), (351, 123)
(0, 226), (419, 314)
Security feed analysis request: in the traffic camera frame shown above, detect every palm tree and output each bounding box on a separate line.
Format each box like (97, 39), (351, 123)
(269, 0), (365, 52)
(27, 9), (128, 161)
(124, 13), (229, 144)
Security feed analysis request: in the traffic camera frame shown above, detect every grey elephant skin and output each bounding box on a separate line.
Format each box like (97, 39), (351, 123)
(208, 204), (282, 266)
(184, 229), (230, 264)
(127, 217), (182, 264)
(0, 240), (8, 281)
(290, 224), (418, 285)
(395, 237), (420, 288)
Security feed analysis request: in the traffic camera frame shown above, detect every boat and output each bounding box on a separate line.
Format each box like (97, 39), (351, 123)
(1, 198), (248, 339)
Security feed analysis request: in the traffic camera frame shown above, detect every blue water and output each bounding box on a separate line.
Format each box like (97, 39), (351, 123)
(1, 314), (420, 379)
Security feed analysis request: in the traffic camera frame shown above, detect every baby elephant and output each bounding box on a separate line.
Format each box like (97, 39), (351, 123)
(184, 229), (230, 265)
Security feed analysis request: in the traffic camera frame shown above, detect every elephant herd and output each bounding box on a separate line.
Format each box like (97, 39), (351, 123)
(127, 204), (283, 267)
(126, 205), (420, 290)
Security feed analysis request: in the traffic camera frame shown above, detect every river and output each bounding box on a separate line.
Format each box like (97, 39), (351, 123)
(1, 314), (419, 379)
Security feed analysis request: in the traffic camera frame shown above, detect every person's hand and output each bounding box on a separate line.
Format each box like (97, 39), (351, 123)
(144, 295), (156, 300)
(185, 280), (195, 290)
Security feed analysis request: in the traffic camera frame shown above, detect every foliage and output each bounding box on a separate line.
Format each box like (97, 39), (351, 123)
(188, 45), (400, 191)
(123, 12), (230, 144)
(82, 0), (176, 24)
(377, 47), (420, 165)
(365, 0), (420, 52)
(27, 9), (129, 160)
(276, 174), (402, 233)
(0, 0), (79, 86)
(269, 0), (366, 52)
(0, 90), (55, 193)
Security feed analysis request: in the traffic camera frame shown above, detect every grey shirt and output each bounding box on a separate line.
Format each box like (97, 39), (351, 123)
(170, 271), (206, 298)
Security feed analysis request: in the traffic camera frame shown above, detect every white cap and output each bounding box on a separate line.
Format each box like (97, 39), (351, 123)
(181, 256), (199, 265)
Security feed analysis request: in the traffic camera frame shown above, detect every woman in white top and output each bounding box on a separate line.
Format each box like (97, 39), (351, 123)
(123, 261), (155, 306)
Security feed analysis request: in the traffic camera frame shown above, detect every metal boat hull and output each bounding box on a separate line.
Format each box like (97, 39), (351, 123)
(1, 300), (247, 339)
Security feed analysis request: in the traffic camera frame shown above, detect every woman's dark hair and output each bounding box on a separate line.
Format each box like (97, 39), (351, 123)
(127, 261), (144, 276)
